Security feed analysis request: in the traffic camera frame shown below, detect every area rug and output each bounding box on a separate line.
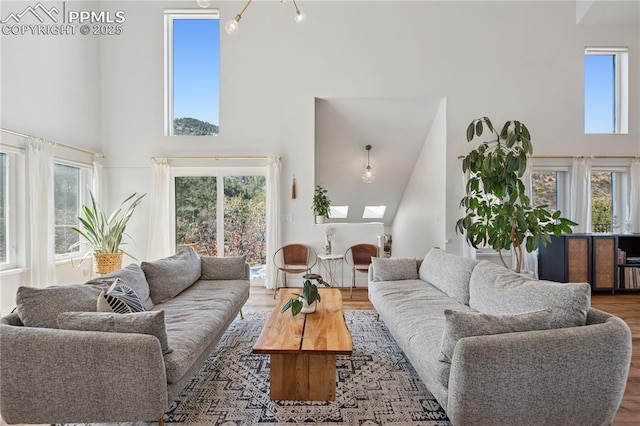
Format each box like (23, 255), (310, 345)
(70, 310), (451, 426)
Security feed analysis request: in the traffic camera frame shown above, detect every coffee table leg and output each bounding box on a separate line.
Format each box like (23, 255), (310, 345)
(269, 353), (336, 401)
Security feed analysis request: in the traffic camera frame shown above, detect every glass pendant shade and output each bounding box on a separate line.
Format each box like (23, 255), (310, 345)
(225, 19), (239, 35)
(361, 144), (375, 184)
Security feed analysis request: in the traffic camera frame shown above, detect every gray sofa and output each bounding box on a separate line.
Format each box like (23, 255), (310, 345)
(368, 248), (632, 426)
(0, 247), (250, 424)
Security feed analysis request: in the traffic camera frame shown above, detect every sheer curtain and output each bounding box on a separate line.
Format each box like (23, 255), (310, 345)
(92, 155), (104, 204)
(147, 158), (172, 261)
(629, 158), (640, 233)
(265, 156), (282, 289)
(570, 157), (593, 233)
(514, 163), (538, 277)
(28, 138), (56, 287)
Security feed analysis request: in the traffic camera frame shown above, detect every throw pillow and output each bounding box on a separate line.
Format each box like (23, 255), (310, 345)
(439, 309), (554, 363)
(86, 263), (154, 310)
(371, 257), (418, 281)
(16, 284), (104, 328)
(419, 248), (480, 305)
(468, 260), (591, 328)
(97, 280), (147, 314)
(57, 310), (173, 354)
(201, 255), (247, 280)
(142, 247), (201, 304)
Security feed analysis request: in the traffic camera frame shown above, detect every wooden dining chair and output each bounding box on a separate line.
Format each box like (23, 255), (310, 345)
(272, 244), (317, 299)
(344, 243), (379, 299)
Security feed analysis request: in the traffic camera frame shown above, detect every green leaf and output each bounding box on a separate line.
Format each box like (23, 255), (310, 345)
(475, 121), (483, 137)
(291, 299), (303, 316)
(280, 298), (293, 313)
(466, 122), (475, 142)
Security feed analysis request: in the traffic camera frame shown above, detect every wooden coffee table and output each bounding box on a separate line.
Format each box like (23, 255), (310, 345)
(253, 288), (353, 401)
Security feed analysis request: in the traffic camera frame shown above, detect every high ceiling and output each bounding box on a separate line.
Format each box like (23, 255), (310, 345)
(315, 97), (442, 226)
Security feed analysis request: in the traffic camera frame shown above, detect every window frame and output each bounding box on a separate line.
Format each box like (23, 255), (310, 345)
(0, 147), (26, 271)
(164, 9), (220, 137)
(53, 160), (92, 260)
(584, 47), (629, 134)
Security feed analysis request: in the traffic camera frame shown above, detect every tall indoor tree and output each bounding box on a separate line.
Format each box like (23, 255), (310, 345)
(456, 117), (576, 273)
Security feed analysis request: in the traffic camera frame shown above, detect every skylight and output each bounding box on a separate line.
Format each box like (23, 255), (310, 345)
(329, 206), (348, 219)
(363, 206), (386, 219)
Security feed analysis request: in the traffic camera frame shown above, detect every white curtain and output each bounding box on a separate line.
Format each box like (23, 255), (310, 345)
(265, 156), (282, 289)
(570, 156), (593, 233)
(92, 155), (104, 204)
(629, 158), (640, 233)
(147, 158), (172, 261)
(28, 138), (56, 287)
(514, 163), (538, 277)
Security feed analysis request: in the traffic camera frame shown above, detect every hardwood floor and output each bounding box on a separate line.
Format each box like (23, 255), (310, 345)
(2, 287), (638, 425)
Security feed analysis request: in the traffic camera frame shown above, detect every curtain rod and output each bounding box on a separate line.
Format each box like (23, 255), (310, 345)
(457, 154), (639, 160)
(0, 128), (103, 158)
(152, 155), (274, 161)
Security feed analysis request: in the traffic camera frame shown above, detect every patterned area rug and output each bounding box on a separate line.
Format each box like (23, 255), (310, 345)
(162, 310), (450, 425)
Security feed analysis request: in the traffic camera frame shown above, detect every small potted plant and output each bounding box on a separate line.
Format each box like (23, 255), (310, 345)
(281, 274), (329, 315)
(312, 184), (331, 224)
(71, 190), (146, 274)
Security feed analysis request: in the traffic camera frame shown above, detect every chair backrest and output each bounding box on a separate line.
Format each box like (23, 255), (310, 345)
(282, 244), (310, 266)
(347, 244), (379, 266)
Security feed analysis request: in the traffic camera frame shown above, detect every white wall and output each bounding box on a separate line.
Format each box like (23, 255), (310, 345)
(392, 98), (448, 259)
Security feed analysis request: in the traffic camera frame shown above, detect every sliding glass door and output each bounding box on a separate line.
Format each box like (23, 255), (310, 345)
(174, 171), (266, 284)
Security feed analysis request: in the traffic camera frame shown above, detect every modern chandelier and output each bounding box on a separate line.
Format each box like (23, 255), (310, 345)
(225, 0), (306, 35)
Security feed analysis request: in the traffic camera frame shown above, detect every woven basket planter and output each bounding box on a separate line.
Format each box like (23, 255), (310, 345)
(94, 252), (123, 275)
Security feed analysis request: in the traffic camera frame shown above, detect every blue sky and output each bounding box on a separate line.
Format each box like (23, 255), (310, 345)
(584, 54), (615, 134)
(173, 18), (220, 126)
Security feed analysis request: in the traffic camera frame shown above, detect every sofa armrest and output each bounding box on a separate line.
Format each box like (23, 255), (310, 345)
(0, 325), (168, 424)
(447, 317), (632, 426)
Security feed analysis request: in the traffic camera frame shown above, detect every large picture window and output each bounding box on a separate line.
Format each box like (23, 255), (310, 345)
(54, 163), (90, 257)
(165, 10), (220, 136)
(584, 47), (628, 134)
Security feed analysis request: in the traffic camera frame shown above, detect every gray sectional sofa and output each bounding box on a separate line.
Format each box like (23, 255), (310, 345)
(0, 247), (250, 424)
(369, 248), (632, 426)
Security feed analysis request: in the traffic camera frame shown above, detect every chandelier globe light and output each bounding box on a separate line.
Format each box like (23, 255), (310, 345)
(225, 0), (306, 35)
(362, 145), (376, 184)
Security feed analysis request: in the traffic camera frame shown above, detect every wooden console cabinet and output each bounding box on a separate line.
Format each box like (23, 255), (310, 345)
(538, 234), (640, 292)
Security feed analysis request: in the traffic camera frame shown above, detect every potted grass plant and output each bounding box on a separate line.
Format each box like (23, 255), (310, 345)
(456, 117), (576, 273)
(71, 191), (146, 274)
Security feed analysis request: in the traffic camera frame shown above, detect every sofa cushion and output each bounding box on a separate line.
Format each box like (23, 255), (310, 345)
(469, 260), (591, 328)
(142, 247), (201, 304)
(87, 263), (153, 310)
(97, 280), (147, 314)
(418, 248), (479, 305)
(15, 284), (105, 328)
(439, 309), (553, 363)
(157, 279), (249, 384)
(201, 255), (247, 280)
(57, 310), (173, 354)
(371, 257), (418, 281)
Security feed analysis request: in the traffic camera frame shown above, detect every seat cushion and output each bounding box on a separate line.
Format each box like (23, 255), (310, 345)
(418, 248), (479, 305)
(469, 260), (591, 328)
(143, 247), (201, 304)
(156, 279), (250, 384)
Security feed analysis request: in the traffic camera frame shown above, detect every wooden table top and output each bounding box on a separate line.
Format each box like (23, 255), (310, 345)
(253, 288), (353, 356)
